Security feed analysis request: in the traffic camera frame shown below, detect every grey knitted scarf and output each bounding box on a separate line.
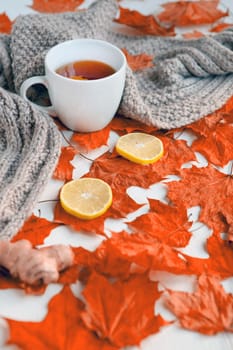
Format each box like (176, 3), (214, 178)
(8, 0), (233, 129)
(1, 0), (233, 239)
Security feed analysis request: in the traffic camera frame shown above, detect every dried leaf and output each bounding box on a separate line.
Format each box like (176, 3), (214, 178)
(191, 123), (233, 166)
(166, 274), (233, 334)
(167, 165), (233, 233)
(121, 48), (154, 71)
(116, 7), (175, 36)
(54, 185), (141, 235)
(81, 272), (168, 347)
(210, 22), (233, 32)
(100, 232), (189, 274)
(129, 199), (192, 247)
(157, 0), (228, 26)
(53, 146), (78, 181)
(185, 234), (233, 277)
(7, 285), (118, 349)
(11, 214), (59, 246)
(111, 116), (157, 135)
(92, 240), (133, 280)
(30, 0), (84, 13)
(71, 125), (111, 151)
(0, 13), (13, 34)
(54, 201), (107, 236)
(87, 136), (195, 193)
(182, 30), (204, 39)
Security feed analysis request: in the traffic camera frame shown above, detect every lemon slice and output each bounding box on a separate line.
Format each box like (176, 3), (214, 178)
(115, 132), (164, 165)
(60, 178), (112, 220)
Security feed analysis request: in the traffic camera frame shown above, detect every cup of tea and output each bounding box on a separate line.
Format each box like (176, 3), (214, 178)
(20, 38), (127, 132)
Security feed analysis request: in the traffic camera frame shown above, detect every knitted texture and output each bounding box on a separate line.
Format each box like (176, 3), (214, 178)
(6, 0), (233, 129)
(0, 89), (61, 240)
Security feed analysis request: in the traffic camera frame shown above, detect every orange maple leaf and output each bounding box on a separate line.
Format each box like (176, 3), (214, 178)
(0, 13), (13, 34)
(121, 48), (154, 71)
(191, 122), (233, 166)
(54, 187), (141, 235)
(98, 231), (189, 275)
(184, 234), (233, 278)
(0, 273), (46, 295)
(115, 7), (175, 36)
(210, 22), (233, 32)
(71, 125), (111, 151)
(11, 214), (59, 246)
(167, 165), (233, 233)
(166, 274), (233, 334)
(54, 201), (107, 236)
(30, 0), (84, 13)
(53, 146), (78, 181)
(129, 199), (192, 247)
(182, 30), (204, 39)
(81, 272), (169, 347)
(6, 285), (118, 349)
(92, 240), (133, 280)
(186, 109), (229, 137)
(110, 115), (157, 135)
(87, 136), (195, 193)
(157, 0), (228, 26)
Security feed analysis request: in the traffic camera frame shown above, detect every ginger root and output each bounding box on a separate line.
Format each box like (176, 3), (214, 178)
(0, 240), (74, 285)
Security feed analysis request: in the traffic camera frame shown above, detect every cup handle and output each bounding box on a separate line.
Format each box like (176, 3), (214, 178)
(19, 76), (56, 116)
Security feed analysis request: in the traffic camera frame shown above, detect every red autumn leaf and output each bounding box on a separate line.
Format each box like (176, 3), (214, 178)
(185, 234), (233, 278)
(0, 13), (13, 34)
(186, 95), (233, 137)
(53, 146), (78, 181)
(182, 30), (204, 39)
(30, 0), (84, 13)
(187, 111), (226, 137)
(210, 22), (233, 32)
(57, 265), (80, 284)
(157, 0), (228, 26)
(92, 240), (132, 279)
(54, 201), (107, 236)
(110, 188), (142, 217)
(166, 274), (233, 334)
(167, 165), (233, 233)
(87, 136), (195, 192)
(191, 123), (233, 166)
(129, 199), (192, 247)
(81, 272), (168, 347)
(72, 243), (132, 281)
(71, 125), (111, 151)
(121, 48), (154, 71)
(11, 214), (59, 246)
(6, 285), (118, 349)
(115, 7), (175, 36)
(0, 274), (46, 295)
(100, 232), (189, 275)
(149, 135), (196, 180)
(111, 116), (157, 135)
(54, 185), (141, 236)
(222, 95), (233, 112)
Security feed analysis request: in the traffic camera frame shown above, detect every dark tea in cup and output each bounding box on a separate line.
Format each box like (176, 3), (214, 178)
(56, 60), (116, 80)
(20, 38), (126, 132)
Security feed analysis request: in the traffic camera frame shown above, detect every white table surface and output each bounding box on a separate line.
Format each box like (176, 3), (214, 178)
(0, 1), (233, 349)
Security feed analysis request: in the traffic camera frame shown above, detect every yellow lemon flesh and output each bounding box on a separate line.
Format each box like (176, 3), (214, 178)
(115, 132), (164, 165)
(60, 178), (112, 220)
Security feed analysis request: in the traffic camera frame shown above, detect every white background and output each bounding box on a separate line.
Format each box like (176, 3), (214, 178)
(0, 1), (232, 349)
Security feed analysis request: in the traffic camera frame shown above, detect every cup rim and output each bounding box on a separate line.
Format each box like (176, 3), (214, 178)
(45, 38), (127, 83)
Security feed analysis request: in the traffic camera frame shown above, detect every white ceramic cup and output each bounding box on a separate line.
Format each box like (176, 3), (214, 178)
(20, 38), (127, 132)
